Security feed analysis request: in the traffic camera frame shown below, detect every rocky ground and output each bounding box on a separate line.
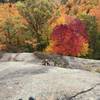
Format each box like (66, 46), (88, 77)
(0, 53), (100, 100)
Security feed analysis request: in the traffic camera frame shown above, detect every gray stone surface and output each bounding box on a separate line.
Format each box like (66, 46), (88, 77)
(0, 62), (100, 100)
(0, 52), (100, 70)
(0, 53), (36, 62)
(0, 53), (100, 100)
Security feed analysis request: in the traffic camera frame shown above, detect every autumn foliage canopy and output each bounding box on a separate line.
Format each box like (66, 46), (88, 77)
(46, 16), (89, 56)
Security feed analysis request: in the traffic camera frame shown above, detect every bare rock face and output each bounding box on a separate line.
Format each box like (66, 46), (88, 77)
(0, 53), (100, 100)
(0, 60), (100, 100)
(0, 52), (69, 67)
(0, 53), (38, 62)
(0, 52), (100, 70)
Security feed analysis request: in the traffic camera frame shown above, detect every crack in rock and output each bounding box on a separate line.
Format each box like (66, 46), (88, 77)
(68, 83), (100, 100)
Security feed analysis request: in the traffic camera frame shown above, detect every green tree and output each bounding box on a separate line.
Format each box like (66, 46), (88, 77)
(78, 13), (100, 59)
(16, 0), (56, 51)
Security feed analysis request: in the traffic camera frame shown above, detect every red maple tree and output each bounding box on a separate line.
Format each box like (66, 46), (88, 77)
(46, 19), (89, 56)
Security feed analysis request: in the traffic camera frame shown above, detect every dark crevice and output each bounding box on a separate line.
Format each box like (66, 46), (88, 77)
(68, 83), (100, 100)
